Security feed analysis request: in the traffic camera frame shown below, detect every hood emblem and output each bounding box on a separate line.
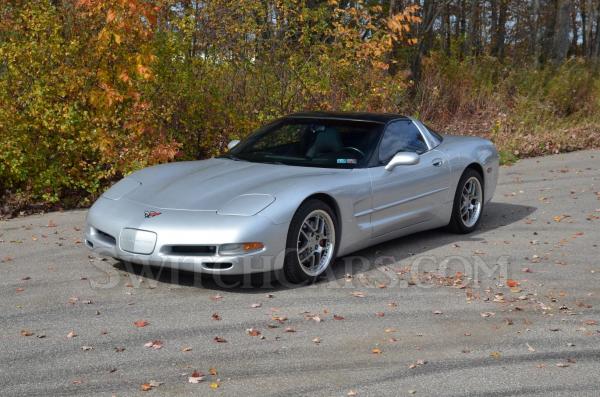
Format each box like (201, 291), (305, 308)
(144, 210), (162, 218)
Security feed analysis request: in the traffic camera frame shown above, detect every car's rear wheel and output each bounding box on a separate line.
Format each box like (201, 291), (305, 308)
(282, 199), (338, 284)
(448, 168), (484, 234)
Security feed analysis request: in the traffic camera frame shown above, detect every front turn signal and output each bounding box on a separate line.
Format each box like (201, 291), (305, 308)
(219, 242), (264, 256)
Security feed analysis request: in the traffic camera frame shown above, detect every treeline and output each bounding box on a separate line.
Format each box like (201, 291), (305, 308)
(1, 0), (599, 213)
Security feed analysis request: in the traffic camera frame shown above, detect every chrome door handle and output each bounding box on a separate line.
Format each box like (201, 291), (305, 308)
(432, 158), (443, 167)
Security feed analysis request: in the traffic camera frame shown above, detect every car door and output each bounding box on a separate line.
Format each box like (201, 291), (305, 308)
(368, 120), (450, 238)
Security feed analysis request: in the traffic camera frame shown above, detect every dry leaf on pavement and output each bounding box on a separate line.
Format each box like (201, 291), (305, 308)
(188, 370), (205, 384)
(144, 340), (163, 349)
(246, 328), (261, 337)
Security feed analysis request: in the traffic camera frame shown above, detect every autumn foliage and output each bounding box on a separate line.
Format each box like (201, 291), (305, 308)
(0, 0), (421, 210)
(1, 0), (599, 213)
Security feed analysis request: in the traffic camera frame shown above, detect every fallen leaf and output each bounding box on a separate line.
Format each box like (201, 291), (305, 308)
(81, 346), (93, 351)
(333, 314), (345, 320)
(144, 340), (163, 349)
(213, 336), (227, 343)
(210, 382), (220, 389)
(584, 319), (597, 326)
(352, 291), (366, 298)
(251, 303), (262, 308)
(209, 368), (218, 376)
(506, 279), (520, 288)
(480, 312), (496, 318)
(246, 328), (261, 337)
(284, 327), (296, 333)
(134, 320), (149, 328)
(67, 330), (77, 338)
(347, 390), (358, 396)
(433, 310), (443, 315)
(211, 313), (221, 321)
(375, 312), (385, 317)
(556, 363), (569, 368)
(181, 346), (192, 352)
(312, 337), (321, 344)
(371, 347), (382, 354)
(141, 383), (153, 391)
(210, 294), (223, 301)
(188, 370), (205, 384)
(489, 351), (502, 359)
(15, 287), (24, 293)
(526, 343), (535, 352)
(553, 215), (570, 222)
(20, 329), (33, 337)
(114, 347), (125, 352)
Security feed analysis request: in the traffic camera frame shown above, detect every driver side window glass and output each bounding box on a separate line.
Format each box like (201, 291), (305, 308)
(378, 120), (428, 163)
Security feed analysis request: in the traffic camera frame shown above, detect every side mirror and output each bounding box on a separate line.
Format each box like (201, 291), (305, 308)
(385, 152), (420, 171)
(227, 140), (240, 150)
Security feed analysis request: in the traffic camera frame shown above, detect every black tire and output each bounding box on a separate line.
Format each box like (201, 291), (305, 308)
(448, 168), (484, 234)
(281, 199), (339, 284)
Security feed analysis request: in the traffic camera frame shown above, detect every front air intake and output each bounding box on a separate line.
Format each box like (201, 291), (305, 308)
(162, 245), (217, 256)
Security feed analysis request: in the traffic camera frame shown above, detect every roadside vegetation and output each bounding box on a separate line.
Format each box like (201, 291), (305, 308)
(1, 0), (599, 215)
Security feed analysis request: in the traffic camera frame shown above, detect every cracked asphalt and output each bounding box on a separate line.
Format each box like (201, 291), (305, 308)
(1, 149), (599, 396)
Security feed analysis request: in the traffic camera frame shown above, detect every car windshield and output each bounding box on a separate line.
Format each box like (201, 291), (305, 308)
(227, 119), (384, 169)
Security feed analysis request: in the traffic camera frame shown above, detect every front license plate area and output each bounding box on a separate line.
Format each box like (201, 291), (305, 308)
(119, 228), (157, 255)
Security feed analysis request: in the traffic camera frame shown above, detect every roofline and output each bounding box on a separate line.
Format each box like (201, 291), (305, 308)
(285, 115), (388, 124)
(285, 111), (410, 124)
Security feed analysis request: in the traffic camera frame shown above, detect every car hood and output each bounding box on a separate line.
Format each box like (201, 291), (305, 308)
(119, 158), (336, 211)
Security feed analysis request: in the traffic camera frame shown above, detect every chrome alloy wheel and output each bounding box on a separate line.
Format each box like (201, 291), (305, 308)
(296, 209), (336, 276)
(460, 176), (483, 227)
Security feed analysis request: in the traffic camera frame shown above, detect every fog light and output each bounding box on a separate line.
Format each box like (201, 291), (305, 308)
(219, 242), (264, 256)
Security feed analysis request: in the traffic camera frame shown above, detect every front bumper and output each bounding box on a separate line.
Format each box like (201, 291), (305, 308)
(84, 197), (288, 275)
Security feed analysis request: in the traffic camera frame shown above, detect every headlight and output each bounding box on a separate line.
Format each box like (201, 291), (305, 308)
(102, 177), (142, 200)
(217, 194), (275, 216)
(219, 242), (265, 256)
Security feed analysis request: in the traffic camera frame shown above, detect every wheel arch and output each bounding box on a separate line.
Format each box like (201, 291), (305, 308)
(300, 193), (342, 241)
(465, 162), (485, 185)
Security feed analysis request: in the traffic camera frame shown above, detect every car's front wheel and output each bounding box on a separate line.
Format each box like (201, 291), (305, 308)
(282, 199), (338, 284)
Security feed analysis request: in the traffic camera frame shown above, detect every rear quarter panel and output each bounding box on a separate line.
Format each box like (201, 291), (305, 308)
(435, 135), (499, 204)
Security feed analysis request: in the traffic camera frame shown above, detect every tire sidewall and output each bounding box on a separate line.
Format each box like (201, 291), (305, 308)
(282, 199), (339, 284)
(451, 169), (484, 233)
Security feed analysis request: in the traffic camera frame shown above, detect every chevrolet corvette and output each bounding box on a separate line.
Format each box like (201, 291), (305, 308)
(85, 112), (499, 283)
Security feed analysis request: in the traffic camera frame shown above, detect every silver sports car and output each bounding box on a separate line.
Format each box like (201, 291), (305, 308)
(85, 112), (499, 283)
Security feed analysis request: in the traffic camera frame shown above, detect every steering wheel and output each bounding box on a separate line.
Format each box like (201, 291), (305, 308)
(342, 146), (365, 158)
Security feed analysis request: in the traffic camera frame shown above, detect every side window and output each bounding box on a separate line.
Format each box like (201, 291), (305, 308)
(378, 120), (428, 163)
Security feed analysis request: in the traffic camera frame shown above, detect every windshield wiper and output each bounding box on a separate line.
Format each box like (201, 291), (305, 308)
(219, 154), (244, 161)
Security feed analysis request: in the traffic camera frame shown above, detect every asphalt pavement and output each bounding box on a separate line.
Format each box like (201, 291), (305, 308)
(1, 149), (599, 396)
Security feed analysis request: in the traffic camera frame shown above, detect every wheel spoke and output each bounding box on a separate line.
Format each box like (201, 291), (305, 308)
(458, 176), (482, 228)
(296, 209), (336, 277)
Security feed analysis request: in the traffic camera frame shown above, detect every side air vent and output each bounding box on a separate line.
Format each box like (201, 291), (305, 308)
(162, 245), (217, 256)
(203, 262), (233, 270)
(94, 228), (116, 246)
